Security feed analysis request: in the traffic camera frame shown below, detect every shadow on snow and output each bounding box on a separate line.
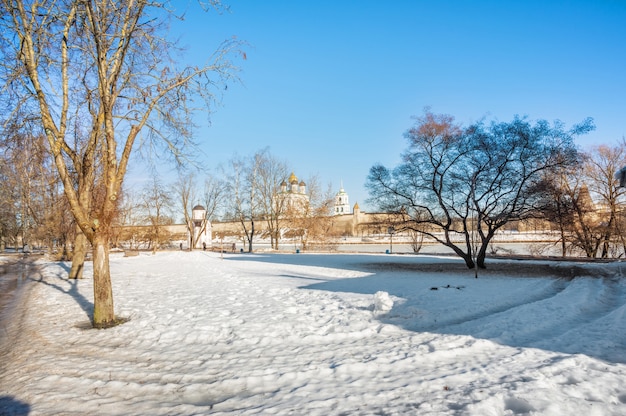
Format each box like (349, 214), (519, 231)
(0, 396), (30, 416)
(229, 253), (626, 364)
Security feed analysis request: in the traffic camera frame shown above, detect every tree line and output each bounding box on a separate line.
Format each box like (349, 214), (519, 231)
(0, 144), (336, 252)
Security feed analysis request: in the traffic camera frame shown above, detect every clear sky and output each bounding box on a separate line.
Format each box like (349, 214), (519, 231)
(159, 0), (626, 211)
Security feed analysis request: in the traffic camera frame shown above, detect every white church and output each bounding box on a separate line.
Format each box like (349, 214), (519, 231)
(334, 182), (351, 215)
(276, 173), (353, 216)
(276, 172), (310, 213)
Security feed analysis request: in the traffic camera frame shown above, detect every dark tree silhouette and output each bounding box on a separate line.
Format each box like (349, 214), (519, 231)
(367, 110), (592, 269)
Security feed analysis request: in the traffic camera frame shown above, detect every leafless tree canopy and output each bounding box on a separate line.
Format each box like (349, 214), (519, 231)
(367, 110), (593, 269)
(542, 142), (626, 258)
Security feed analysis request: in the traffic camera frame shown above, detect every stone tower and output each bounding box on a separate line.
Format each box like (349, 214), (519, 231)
(334, 182), (350, 215)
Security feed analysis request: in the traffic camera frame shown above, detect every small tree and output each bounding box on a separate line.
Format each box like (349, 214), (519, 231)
(287, 176), (334, 250)
(140, 177), (174, 253)
(111, 187), (142, 249)
(176, 172), (210, 250)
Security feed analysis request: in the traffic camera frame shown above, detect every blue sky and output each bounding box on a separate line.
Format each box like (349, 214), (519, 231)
(160, 0), (626, 211)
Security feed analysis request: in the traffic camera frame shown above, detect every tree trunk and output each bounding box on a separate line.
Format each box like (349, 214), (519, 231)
(188, 222), (195, 251)
(601, 213), (614, 258)
(476, 241), (489, 269)
(68, 227), (88, 279)
(445, 242), (475, 269)
(92, 233), (116, 328)
(248, 220), (255, 253)
(559, 221), (567, 257)
(476, 230), (497, 269)
(461, 254), (475, 269)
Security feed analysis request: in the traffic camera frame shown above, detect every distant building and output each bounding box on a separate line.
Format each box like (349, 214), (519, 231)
(191, 205), (211, 249)
(334, 182), (351, 215)
(276, 172), (309, 213)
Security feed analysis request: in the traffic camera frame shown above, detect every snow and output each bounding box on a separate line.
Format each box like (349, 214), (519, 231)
(373, 291), (394, 314)
(2, 251), (626, 415)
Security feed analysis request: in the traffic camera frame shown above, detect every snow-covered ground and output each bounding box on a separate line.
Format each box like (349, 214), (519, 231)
(2, 251), (626, 415)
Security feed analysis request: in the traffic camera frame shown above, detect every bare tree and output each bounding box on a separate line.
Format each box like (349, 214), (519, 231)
(566, 182), (605, 257)
(583, 143), (626, 258)
(201, 172), (228, 222)
(176, 172), (197, 250)
(254, 149), (290, 249)
(140, 176), (174, 253)
(0, 131), (58, 250)
(38, 172), (75, 259)
(0, 135), (25, 248)
(367, 110), (591, 269)
(0, 0), (242, 327)
(548, 142), (626, 258)
(287, 176), (334, 250)
(110, 186), (140, 249)
(227, 153), (263, 252)
(540, 168), (577, 257)
(541, 142), (626, 259)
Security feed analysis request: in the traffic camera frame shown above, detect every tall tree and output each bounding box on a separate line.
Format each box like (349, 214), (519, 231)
(0, 131), (57, 249)
(540, 167), (578, 257)
(566, 182), (604, 257)
(541, 142), (626, 259)
(254, 149), (290, 249)
(227, 153), (262, 252)
(583, 143), (626, 258)
(226, 149), (291, 251)
(201, 171), (228, 223)
(367, 110), (591, 269)
(0, 0), (241, 327)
